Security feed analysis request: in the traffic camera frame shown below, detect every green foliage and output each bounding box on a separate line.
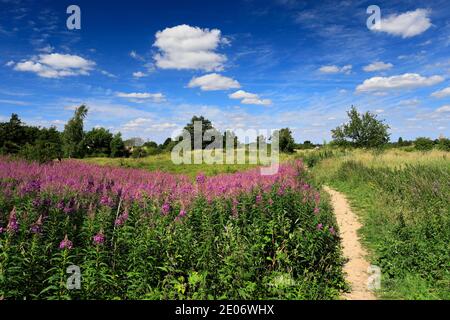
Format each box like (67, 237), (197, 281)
(183, 116), (223, 150)
(62, 105), (88, 158)
(110, 133), (127, 158)
(0, 114), (40, 154)
(414, 137), (434, 151)
(332, 106), (390, 148)
(328, 161), (450, 299)
(131, 147), (148, 159)
(84, 127), (113, 157)
(273, 128), (295, 153)
(437, 138), (450, 151)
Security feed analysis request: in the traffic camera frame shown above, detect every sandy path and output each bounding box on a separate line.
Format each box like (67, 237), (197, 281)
(323, 186), (376, 300)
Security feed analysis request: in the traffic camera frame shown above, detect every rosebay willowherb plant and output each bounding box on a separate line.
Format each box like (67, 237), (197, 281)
(0, 156), (346, 299)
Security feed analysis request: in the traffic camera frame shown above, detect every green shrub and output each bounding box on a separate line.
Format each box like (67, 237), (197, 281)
(414, 137), (434, 151)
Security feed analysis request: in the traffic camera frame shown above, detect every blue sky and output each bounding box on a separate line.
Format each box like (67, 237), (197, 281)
(1, 0), (449, 143)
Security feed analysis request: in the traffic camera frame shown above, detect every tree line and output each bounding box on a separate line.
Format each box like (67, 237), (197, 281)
(1, 105), (448, 163)
(0, 106), (298, 163)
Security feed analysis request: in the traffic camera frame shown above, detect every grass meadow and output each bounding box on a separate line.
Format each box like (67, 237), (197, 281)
(302, 148), (450, 299)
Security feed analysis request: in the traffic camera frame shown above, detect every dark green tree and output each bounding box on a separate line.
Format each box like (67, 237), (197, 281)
(0, 114), (34, 154)
(332, 106), (390, 148)
(110, 133), (126, 157)
(84, 127), (113, 157)
(414, 137), (434, 151)
(272, 128), (295, 153)
(63, 105), (88, 158)
(19, 127), (63, 163)
(183, 116), (222, 150)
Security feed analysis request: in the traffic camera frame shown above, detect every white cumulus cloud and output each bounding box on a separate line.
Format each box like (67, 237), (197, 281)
(319, 65), (352, 74)
(431, 87), (450, 98)
(229, 90), (272, 106)
(188, 73), (240, 91)
(436, 105), (450, 113)
(133, 71), (147, 78)
(116, 92), (165, 103)
(12, 53), (95, 78)
(363, 61), (393, 72)
(371, 9), (432, 38)
(356, 73), (444, 93)
(153, 24), (227, 71)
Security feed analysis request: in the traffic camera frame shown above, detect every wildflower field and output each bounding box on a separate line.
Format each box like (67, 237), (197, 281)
(0, 157), (345, 299)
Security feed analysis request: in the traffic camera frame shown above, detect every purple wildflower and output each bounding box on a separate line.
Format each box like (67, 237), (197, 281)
(0, 226), (5, 234)
(316, 223), (323, 231)
(32, 198), (42, 207)
(93, 232), (105, 245)
(56, 200), (65, 210)
(59, 235), (73, 250)
(30, 215), (43, 234)
(329, 227), (336, 236)
(161, 203), (170, 215)
(179, 210), (187, 218)
(196, 173), (206, 184)
(115, 209), (129, 226)
(256, 194), (263, 204)
(313, 207), (320, 214)
(7, 207), (19, 233)
(100, 195), (113, 207)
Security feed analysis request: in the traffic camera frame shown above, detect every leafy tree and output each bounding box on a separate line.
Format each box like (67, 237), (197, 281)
(437, 138), (450, 151)
(19, 127), (63, 163)
(414, 137), (434, 151)
(63, 105), (88, 158)
(183, 116), (222, 150)
(0, 114), (38, 154)
(143, 141), (159, 149)
(272, 128), (295, 153)
(332, 106), (390, 148)
(131, 146), (147, 158)
(110, 133), (126, 157)
(161, 137), (177, 151)
(84, 127), (113, 157)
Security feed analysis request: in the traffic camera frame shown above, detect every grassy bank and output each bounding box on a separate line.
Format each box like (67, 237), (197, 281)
(305, 148), (450, 299)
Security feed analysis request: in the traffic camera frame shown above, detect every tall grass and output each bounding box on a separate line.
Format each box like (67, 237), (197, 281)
(310, 148), (450, 299)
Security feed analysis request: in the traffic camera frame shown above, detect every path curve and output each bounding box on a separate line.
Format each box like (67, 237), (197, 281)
(323, 186), (376, 300)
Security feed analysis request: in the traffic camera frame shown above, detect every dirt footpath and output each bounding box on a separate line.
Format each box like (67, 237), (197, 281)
(323, 186), (376, 300)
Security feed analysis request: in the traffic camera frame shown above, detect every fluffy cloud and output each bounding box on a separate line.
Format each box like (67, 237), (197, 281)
(431, 87), (450, 98)
(133, 71), (147, 78)
(319, 65), (352, 74)
(122, 118), (177, 132)
(229, 90), (272, 106)
(363, 61), (393, 72)
(436, 105), (450, 113)
(12, 53), (95, 78)
(188, 73), (240, 91)
(116, 92), (165, 103)
(153, 24), (227, 71)
(356, 73), (444, 92)
(371, 9), (432, 38)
